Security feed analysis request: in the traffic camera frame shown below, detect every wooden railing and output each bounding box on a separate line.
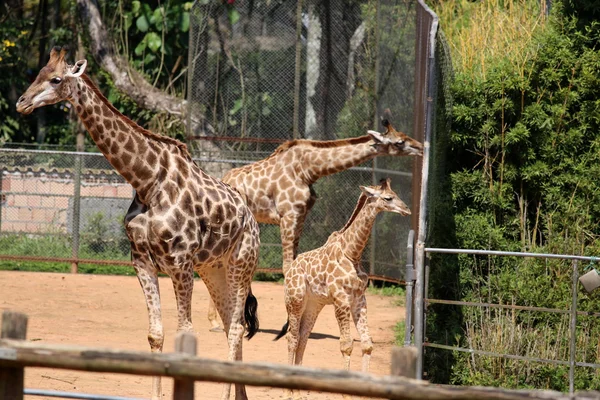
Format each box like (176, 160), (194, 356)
(0, 311), (596, 400)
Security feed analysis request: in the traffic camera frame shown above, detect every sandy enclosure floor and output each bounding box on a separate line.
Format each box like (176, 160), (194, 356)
(0, 271), (404, 400)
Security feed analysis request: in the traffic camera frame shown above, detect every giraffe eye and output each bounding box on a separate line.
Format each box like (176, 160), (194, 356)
(383, 196), (393, 201)
(50, 77), (62, 84)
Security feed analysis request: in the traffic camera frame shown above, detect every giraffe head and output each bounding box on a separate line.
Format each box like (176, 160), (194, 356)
(359, 178), (411, 216)
(16, 46), (87, 115)
(367, 119), (423, 157)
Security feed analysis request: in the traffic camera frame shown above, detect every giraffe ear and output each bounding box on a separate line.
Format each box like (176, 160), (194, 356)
(367, 130), (391, 145)
(360, 185), (380, 197)
(66, 60), (87, 78)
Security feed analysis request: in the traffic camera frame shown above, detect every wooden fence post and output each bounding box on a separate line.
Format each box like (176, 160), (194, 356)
(0, 311), (28, 400)
(172, 331), (197, 400)
(390, 346), (417, 379)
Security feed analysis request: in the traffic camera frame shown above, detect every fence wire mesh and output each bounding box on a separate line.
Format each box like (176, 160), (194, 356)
(0, 149), (132, 269)
(0, 0), (430, 282)
(186, 0), (421, 280)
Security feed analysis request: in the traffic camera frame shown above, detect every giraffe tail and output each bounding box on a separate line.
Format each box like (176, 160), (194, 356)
(244, 289), (259, 339)
(273, 320), (289, 341)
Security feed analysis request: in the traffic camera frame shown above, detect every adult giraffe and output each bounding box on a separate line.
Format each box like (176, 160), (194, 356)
(206, 119), (423, 331)
(16, 47), (259, 400)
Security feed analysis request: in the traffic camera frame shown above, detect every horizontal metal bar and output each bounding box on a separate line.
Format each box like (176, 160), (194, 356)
(426, 298), (571, 314)
(24, 388), (146, 400)
(424, 342), (571, 367)
(0, 148), (94, 157)
(0, 254), (132, 266)
(425, 247), (600, 262)
(426, 298), (600, 317)
(575, 361), (600, 369)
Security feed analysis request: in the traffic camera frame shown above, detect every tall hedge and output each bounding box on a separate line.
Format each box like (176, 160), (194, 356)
(425, 2), (600, 390)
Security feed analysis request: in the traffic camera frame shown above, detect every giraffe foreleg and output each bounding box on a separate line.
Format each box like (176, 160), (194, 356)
(132, 257), (164, 400)
(351, 294), (373, 373)
(281, 269), (308, 400)
(125, 203), (164, 400)
(279, 213), (304, 274)
(333, 297), (354, 371)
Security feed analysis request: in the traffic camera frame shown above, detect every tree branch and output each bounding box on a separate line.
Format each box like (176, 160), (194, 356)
(76, 0), (232, 177)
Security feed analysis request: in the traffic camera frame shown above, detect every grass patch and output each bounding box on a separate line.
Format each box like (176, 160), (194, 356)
(394, 320), (407, 346)
(367, 283), (406, 306)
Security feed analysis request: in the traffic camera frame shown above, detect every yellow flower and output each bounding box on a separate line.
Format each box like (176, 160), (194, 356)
(3, 40), (15, 47)
(0, 56), (3, 62)
(20, 31), (28, 36)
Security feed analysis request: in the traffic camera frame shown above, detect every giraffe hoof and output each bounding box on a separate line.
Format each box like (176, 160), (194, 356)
(209, 326), (224, 333)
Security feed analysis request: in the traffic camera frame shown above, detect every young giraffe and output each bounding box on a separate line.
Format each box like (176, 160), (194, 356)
(206, 121), (423, 331)
(16, 47), (260, 400)
(274, 178), (410, 398)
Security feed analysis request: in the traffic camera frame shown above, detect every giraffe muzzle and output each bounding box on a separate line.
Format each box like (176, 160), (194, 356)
(16, 96), (34, 115)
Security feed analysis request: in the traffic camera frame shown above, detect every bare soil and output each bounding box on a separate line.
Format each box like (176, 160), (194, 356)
(0, 271), (404, 400)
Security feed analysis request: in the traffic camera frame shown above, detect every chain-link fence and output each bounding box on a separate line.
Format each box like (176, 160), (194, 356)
(0, 0), (437, 282)
(186, 0), (422, 280)
(0, 147), (411, 280)
(0, 148), (132, 272)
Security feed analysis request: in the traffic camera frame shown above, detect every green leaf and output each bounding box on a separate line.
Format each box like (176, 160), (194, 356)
(180, 12), (190, 33)
(136, 15), (149, 32)
(150, 7), (163, 27)
(227, 8), (240, 25)
(145, 32), (162, 52)
(183, 2), (193, 11)
(229, 98), (243, 115)
(124, 15), (132, 32)
(144, 53), (156, 64)
(134, 40), (147, 56)
(131, 0), (140, 16)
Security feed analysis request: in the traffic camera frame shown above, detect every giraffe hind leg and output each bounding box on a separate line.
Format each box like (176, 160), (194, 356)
(207, 296), (223, 332)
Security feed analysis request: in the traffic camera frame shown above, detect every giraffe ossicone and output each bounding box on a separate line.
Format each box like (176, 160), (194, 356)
(17, 46), (260, 400)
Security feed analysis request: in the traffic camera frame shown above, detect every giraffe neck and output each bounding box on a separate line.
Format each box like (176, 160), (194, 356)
(337, 196), (379, 262)
(70, 74), (187, 203)
(299, 137), (379, 182)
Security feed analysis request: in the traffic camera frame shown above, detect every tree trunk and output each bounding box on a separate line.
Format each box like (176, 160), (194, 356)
(312, 0), (362, 140)
(36, 0), (49, 144)
(304, 0), (321, 139)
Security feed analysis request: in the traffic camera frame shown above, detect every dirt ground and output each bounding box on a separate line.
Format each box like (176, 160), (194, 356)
(0, 271), (404, 400)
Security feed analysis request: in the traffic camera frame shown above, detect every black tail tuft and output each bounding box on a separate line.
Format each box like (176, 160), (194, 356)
(244, 290), (259, 339)
(273, 320), (289, 341)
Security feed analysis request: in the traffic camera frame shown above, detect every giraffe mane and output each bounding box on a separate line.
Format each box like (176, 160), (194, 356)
(80, 74), (191, 157)
(268, 135), (372, 159)
(337, 193), (369, 234)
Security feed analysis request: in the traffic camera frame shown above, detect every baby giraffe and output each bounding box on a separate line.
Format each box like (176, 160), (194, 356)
(275, 178), (410, 396)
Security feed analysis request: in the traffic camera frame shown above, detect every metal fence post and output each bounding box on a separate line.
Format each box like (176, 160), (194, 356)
(569, 259), (578, 394)
(0, 311), (28, 400)
(0, 170), (3, 234)
(404, 230), (415, 346)
(71, 153), (82, 274)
